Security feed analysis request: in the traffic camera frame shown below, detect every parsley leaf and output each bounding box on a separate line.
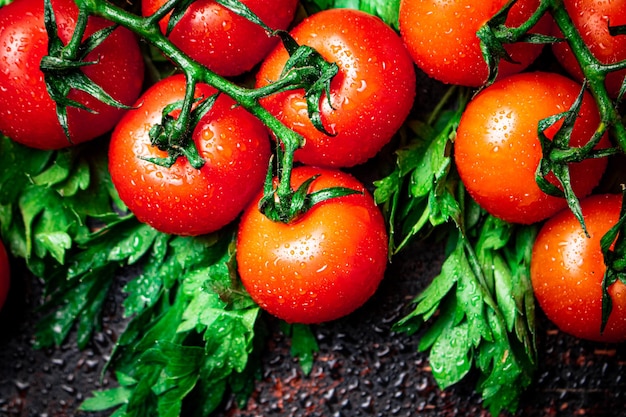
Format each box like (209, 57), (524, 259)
(300, 0), (401, 29)
(81, 233), (263, 417)
(375, 87), (538, 416)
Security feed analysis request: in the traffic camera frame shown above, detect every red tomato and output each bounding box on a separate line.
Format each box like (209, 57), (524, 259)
(531, 194), (626, 343)
(454, 72), (610, 225)
(552, 0), (626, 99)
(0, 240), (9, 312)
(399, 0), (552, 87)
(255, 9), (416, 168)
(142, 0), (298, 77)
(108, 74), (271, 236)
(0, 0), (144, 150)
(236, 166), (389, 324)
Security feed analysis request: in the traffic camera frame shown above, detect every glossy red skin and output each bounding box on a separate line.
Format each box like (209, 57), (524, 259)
(142, 0), (298, 77)
(109, 74), (271, 236)
(531, 194), (626, 343)
(552, 0), (626, 99)
(0, 240), (9, 312)
(455, 72), (610, 225)
(255, 9), (416, 168)
(399, 0), (552, 87)
(236, 166), (389, 324)
(0, 0), (144, 150)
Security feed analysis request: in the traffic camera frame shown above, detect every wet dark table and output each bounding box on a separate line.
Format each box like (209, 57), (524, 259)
(1, 237), (625, 417)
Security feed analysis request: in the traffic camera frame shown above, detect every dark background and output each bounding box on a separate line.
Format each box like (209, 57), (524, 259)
(1, 237), (625, 417)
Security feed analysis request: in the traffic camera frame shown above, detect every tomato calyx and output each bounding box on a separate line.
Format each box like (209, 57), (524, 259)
(258, 150), (361, 224)
(273, 31), (339, 137)
(477, 0), (556, 86)
(600, 190), (626, 333)
(535, 82), (617, 234)
(143, 92), (219, 169)
(40, 0), (134, 143)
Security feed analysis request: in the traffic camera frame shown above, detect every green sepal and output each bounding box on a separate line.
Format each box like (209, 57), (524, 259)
(42, 0), (133, 142)
(535, 82), (617, 236)
(276, 30), (339, 136)
(600, 190), (626, 333)
(143, 94), (219, 169)
(259, 171), (362, 224)
(476, 0), (521, 85)
(477, 0), (559, 86)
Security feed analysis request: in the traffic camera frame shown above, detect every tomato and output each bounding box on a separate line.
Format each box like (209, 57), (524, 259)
(551, 0), (626, 99)
(399, 0), (552, 87)
(108, 74), (271, 236)
(0, 240), (9, 312)
(236, 166), (389, 324)
(531, 194), (626, 343)
(255, 9), (416, 168)
(0, 0), (144, 150)
(142, 0), (298, 77)
(454, 72), (610, 225)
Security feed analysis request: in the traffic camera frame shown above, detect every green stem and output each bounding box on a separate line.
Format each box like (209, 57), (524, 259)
(75, 0), (305, 213)
(501, 0), (552, 41)
(548, 0), (626, 150)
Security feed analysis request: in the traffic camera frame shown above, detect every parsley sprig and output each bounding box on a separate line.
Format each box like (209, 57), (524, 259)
(374, 87), (538, 415)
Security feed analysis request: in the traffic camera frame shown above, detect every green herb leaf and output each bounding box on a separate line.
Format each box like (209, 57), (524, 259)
(380, 88), (537, 416)
(300, 0), (401, 29)
(374, 87), (468, 255)
(81, 232), (262, 417)
(282, 323), (319, 375)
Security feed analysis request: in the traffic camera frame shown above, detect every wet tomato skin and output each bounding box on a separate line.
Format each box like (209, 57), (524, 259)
(108, 74), (271, 236)
(399, 0), (552, 87)
(236, 166), (389, 324)
(552, 0), (626, 99)
(0, 240), (9, 312)
(0, 0), (144, 150)
(454, 72), (610, 225)
(142, 0), (298, 77)
(256, 8), (416, 168)
(531, 194), (626, 343)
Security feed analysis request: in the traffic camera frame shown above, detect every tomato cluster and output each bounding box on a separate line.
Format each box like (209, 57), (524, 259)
(399, 0), (624, 342)
(0, 1), (413, 324)
(0, 0), (625, 337)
